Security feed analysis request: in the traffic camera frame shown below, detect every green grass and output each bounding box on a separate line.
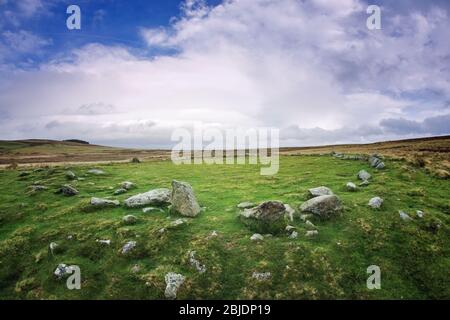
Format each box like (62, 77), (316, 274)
(0, 155), (449, 299)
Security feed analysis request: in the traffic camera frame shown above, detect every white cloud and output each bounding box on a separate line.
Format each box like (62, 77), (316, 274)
(0, 0), (450, 147)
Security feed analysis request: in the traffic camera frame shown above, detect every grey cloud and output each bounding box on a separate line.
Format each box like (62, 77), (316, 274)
(380, 114), (450, 135)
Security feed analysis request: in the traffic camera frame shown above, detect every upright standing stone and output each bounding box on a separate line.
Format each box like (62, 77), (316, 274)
(171, 180), (201, 217)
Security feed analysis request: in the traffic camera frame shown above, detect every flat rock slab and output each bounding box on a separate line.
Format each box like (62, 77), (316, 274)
(307, 186), (334, 198)
(125, 188), (171, 208)
(300, 195), (342, 219)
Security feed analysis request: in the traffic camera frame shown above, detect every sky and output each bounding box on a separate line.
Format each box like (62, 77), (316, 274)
(0, 0), (449, 148)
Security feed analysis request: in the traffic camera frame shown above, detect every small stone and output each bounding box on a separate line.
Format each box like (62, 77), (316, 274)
(284, 204), (296, 222)
(114, 188), (127, 195)
(368, 197), (383, 209)
(346, 182), (357, 192)
(49, 242), (58, 255)
(285, 225), (296, 232)
(58, 184), (79, 196)
(96, 239), (111, 245)
(359, 180), (370, 187)
(300, 195), (342, 219)
(122, 215), (138, 225)
(121, 181), (136, 190)
(252, 272), (271, 281)
(188, 251), (207, 274)
(54, 264), (73, 279)
(131, 264), (141, 273)
(121, 241), (137, 254)
(90, 197), (120, 207)
(65, 171), (76, 180)
(170, 219), (186, 227)
(399, 211), (413, 222)
(300, 214), (313, 222)
(307, 186), (334, 198)
(164, 272), (185, 299)
(416, 210), (424, 218)
(143, 207), (164, 213)
(305, 230), (319, 237)
(289, 231), (298, 239)
(237, 202), (255, 209)
(87, 169), (105, 175)
(250, 233), (264, 241)
(358, 170), (371, 181)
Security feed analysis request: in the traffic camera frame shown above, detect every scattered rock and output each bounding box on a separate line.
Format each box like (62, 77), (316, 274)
(305, 230), (319, 237)
(188, 251), (206, 273)
(131, 157), (141, 163)
(399, 211), (413, 222)
(250, 233), (264, 241)
(57, 184), (79, 196)
(122, 215), (138, 225)
(114, 188), (127, 195)
(131, 264), (141, 273)
(358, 170), (371, 181)
(121, 181), (136, 190)
(300, 195), (342, 219)
(121, 241), (137, 254)
(240, 201), (288, 233)
(346, 182), (357, 192)
(87, 169), (105, 175)
(90, 197), (120, 207)
(171, 180), (201, 217)
(125, 188), (171, 208)
(170, 219), (186, 227)
(285, 225), (296, 232)
(96, 239), (111, 245)
(54, 264), (74, 279)
(237, 202), (255, 209)
(252, 272), (271, 281)
(289, 231), (298, 239)
(369, 155), (385, 170)
(65, 171), (76, 180)
(368, 197), (383, 209)
(164, 272), (185, 299)
(206, 230), (219, 240)
(307, 186), (334, 198)
(142, 207), (164, 213)
(284, 204), (296, 222)
(305, 220), (317, 230)
(416, 210), (424, 218)
(359, 180), (370, 187)
(49, 242), (58, 255)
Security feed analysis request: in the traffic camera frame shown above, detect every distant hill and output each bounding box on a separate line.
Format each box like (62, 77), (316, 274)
(63, 139), (90, 145)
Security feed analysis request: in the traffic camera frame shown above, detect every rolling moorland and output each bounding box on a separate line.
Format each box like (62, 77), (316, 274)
(0, 136), (449, 299)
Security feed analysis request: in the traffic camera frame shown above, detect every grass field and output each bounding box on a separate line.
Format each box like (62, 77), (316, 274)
(0, 154), (449, 299)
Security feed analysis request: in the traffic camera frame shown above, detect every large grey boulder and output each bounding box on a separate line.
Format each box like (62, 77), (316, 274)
(170, 180), (201, 217)
(90, 197), (120, 207)
(369, 155), (385, 169)
(164, 272), (185, 299)
(240, 201), (286, 222)
(240, 201), (288, 234)
(307, 186), (334, 198)
(358, 170), (371, 181)
(125, 188), (171, 208)
(299, 195), (342, 219)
